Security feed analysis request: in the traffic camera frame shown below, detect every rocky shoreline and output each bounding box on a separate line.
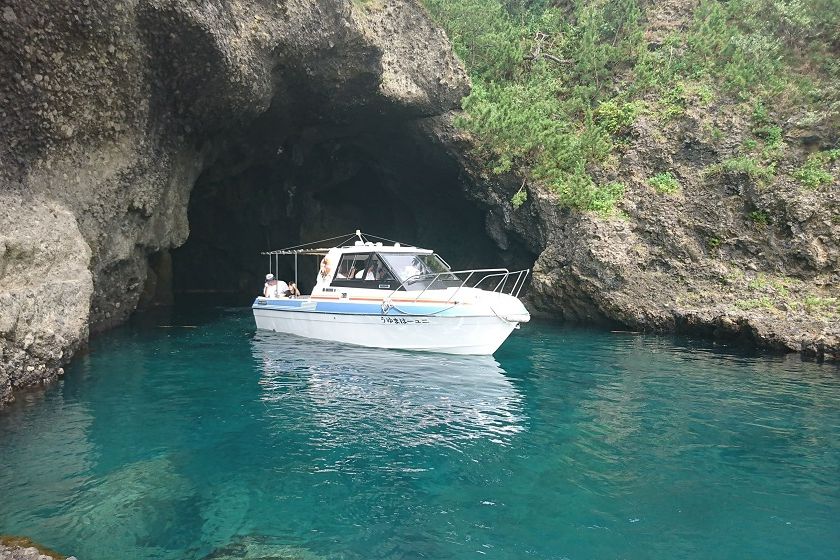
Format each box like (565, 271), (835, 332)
(0, 537), (73, 560)
(1, 0), (837, 407)
(415, 110), (839, 363)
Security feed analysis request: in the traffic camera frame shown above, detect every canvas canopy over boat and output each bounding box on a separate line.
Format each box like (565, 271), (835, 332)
(252, 230), (530, 355)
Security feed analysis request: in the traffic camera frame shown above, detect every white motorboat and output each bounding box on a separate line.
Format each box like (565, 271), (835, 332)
(252, 231), (530, 355)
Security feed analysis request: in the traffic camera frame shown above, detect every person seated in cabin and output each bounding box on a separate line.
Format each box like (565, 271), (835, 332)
(316, 256), (332, 286)
(336, 262), (359, 279)
(287, 282), (301, 297)
(263, 274), (289, 298)
(401, 263), (421, 281)
(365, 262), (384, 281)
(315, 249), (341, 287)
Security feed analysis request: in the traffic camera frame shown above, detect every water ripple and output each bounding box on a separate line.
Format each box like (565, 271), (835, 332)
(1, 313), (838, 560)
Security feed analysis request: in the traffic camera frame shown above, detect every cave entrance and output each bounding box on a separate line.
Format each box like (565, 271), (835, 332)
(163, 120), (528, 306)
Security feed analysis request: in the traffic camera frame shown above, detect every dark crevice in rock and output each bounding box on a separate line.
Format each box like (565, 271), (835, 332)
(139, 249), (174, 309)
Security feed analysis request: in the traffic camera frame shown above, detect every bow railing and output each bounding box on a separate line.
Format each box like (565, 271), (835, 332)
(387, 268), (530, 303)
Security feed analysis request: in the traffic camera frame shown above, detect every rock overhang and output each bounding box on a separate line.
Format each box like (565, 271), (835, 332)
(0, 0), (489, 405)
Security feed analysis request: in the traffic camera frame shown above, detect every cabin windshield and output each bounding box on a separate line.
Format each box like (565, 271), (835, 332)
(329, 253), (397, 290)
(381, 253), (457, 283)
(328, 252), (458, 291)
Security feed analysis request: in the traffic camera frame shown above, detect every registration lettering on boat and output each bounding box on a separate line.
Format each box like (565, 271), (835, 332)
(380, 317), (431, 325)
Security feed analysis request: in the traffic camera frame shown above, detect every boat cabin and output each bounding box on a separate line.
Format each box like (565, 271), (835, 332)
(325, 243), (461, 292)
(260, 231), (526, 299)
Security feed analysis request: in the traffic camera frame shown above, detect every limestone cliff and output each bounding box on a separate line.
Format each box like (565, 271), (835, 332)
(412, 0), (839, 361)
(414, 108), (839, 361)
(0, 0), (469, 404)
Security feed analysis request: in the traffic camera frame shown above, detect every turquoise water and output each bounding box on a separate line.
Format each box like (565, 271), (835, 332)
(1, 308), (838, 560)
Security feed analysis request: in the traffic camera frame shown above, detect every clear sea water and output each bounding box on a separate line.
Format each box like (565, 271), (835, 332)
(1, 307), (838, 560)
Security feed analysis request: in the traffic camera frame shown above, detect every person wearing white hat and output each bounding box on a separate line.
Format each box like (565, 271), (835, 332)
(263, 273), (289, 298)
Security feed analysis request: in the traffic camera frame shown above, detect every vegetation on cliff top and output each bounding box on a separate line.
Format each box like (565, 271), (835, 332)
(423, 0), (840, 213)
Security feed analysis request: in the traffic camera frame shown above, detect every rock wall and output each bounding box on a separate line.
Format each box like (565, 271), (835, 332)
(0, 196), (92, 404)
(0, 0), (469, 405)
(415, 111), (839, 361)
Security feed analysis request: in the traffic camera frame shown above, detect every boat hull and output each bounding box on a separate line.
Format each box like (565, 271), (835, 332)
(253, 306), (518, 355)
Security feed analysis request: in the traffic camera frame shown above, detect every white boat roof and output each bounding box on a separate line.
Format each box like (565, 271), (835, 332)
(261, 229), (440, 256)
(262, 244), (434, 256)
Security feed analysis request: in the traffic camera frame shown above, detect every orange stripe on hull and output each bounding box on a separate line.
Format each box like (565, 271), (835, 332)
(309, 295), (467, 305)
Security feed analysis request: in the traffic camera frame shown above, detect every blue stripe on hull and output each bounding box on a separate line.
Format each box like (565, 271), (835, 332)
(252, 298), (468, 317)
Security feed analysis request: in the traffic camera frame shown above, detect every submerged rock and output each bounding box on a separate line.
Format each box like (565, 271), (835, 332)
(202, 536), (323, 560)
(52, 455), (194, 559)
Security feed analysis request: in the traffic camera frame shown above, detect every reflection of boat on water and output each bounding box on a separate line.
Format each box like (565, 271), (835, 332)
(251, 331), (527, 449)
(252, 231), (530, 355)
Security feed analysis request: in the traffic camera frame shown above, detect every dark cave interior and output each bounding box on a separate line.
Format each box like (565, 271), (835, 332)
(155, 117), (536, 306)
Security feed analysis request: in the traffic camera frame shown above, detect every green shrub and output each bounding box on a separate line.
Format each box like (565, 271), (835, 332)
(423, 0), (529, 82)
(511, 189), (528, 208)
(794, 166), (833, 189)
(707, 156), (776, 182)
(549, 165), (626, 215)
(589, 182), (626, 215)
(735, 297), (774, 310)
(793, 149), (840, 189)
(424, 0), (838, 214)
(423, 0), (644, 214)
(755, 125), (783, 149)
(648, 171), (681, 194)
(658, 81), (688, 120)
(748, 210), (770, 225)
(752, 101), (771, 126)
(695, 83), (715, 105)
(594, 99), (643, 135)
(801, 296), (839, 315)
